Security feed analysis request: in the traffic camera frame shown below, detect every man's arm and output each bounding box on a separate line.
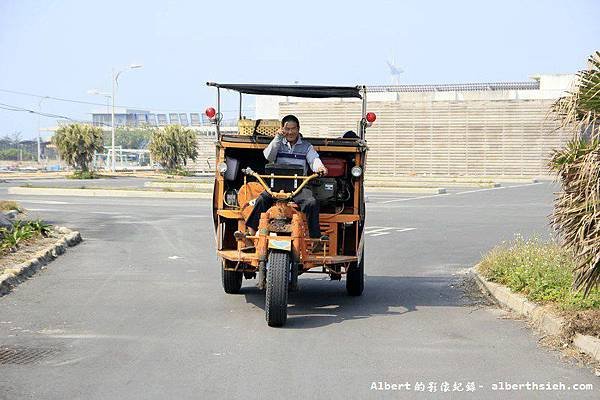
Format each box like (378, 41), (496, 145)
(306, 144), (326, 173)
(263, 132), (283, 162)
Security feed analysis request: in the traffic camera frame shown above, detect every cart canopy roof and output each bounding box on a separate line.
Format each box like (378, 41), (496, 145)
(206, 82), (362, 99)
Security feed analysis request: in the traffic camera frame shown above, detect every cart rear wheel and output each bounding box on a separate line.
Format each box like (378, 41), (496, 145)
(266, 250), (290, 327)
(221, 260), (243, 294)
(346, 252), (364, 296)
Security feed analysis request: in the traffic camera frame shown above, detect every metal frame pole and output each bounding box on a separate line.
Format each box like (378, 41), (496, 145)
(360, 86), (367, 140)
(216, 88), (221, 140)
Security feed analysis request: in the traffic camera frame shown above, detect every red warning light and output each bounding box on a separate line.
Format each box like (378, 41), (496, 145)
(205, 107), (216, 119)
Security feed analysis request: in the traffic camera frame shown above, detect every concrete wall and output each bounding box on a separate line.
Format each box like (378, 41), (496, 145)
(280, 99), (568, 178)
(254, 75), (574, 178)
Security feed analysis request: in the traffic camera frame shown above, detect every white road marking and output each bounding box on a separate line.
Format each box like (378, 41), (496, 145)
(171, 215), (209, 218)
(379, 193), (451, 204)
(454, 182), (543, 195)
(395, 228), (416, 233)
(504, 182), (545, 189)
(370, 232), (391, 237)
(365, 226), (416, 237)
(91, 211), (122, 215)
(25, 208), (60, 212)
(375, 182), (545, 203)
(18, 200), (71, 205)
(364, 227), (397, 235)
(454, 187), (505, 195)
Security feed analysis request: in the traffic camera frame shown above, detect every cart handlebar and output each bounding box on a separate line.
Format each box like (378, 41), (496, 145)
(242, 167), (322, 200)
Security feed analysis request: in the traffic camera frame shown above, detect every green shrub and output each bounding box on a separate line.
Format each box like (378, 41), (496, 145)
(165, 167), (191, 176)
(0, 148), (34, 161)
(0, 219), (52, 252)
(68, 171), (99, 179)
(52, 123), (104, 172)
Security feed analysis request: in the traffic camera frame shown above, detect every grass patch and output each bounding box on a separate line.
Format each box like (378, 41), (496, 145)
(0, 219), (52, 254)
(478, 236), (600, 311)
(164, 168), (192, 177)
(0, 200), (23, 213)
(68, 171), (104, 179)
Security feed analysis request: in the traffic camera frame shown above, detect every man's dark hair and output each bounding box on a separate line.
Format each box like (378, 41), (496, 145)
(281, 114), (300, 128)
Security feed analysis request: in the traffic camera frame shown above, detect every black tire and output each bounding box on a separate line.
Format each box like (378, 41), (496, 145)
(221, 261), (243, 294)
(346, 252), (364, 296)
(265, 250), (290, 327)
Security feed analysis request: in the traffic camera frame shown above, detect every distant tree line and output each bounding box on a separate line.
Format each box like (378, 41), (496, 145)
(0, 132), (36, 161)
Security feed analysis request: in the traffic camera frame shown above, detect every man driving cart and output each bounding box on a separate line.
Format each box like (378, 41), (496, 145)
(238, 114), (329, 253)
(207, 82), (371, 327)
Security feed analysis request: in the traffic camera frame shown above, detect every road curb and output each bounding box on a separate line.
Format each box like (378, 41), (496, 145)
(0, 227), (82, 296)
(144, 181), (213, 190)
(9, 184), (447, 197)
(471, 266), (600, 362)
(7, 187), (212, 199)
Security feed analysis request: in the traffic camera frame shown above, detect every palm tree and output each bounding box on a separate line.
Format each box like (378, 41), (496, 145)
(52, 123), (104, 172)
(149, 125), (198, 172)
(549, 51), (600, 296)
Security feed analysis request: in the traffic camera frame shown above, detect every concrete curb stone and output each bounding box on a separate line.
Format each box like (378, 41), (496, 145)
(8, 185), (448, 197)
(471, 266), (600, 363)
(7, 186), (212, 199)
(0, 226), (82, 296)
(4, 210), (19, 220)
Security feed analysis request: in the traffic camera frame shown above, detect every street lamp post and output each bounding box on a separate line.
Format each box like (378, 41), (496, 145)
(111, 68), (116, 172)
(87, 89), (112, 170)
(37, 96), (49, 163)
(110, 64), (142, 172)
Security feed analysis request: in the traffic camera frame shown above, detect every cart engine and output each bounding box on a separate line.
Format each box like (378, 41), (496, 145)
(310, 157), (352, 207)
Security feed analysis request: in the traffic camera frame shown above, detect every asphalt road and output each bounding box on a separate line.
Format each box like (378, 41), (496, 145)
(0, 182), (598, 399)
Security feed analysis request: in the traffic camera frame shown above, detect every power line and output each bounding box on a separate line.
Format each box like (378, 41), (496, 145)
(0, 88), (254, 113)
(0, 102), (75, 120)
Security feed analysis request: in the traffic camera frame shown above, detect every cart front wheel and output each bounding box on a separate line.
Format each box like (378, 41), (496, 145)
(266, 250), (290, 327)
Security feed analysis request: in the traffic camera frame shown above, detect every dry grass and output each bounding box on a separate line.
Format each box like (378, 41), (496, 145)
(0, 200), (23, 213)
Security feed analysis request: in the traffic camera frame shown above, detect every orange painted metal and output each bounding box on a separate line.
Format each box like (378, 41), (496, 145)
(291, 213), (304, 264)
(213, 134), (367, 276)
(217, 209), (242, 219)
(256, 212), (269, 261)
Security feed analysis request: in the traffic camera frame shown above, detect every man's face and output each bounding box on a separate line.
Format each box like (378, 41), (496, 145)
(282, 121), (299, 144)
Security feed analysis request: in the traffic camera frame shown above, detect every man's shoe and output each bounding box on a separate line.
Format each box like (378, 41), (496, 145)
(311, 236), (329, 254)
(234, 230), (255, 250)
(312, 242), (325, 253)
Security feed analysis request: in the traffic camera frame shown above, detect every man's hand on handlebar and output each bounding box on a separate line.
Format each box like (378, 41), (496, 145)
(316, 165), (328, 176)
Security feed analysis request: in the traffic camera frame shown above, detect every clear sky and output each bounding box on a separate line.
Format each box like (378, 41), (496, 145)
(0, 0), (598, 139)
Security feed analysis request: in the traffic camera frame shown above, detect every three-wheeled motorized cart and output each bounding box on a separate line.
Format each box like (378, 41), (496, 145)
(207, 83), (375, 326)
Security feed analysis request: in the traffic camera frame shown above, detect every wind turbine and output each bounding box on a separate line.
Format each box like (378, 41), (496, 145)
(386, 58), (404, 85)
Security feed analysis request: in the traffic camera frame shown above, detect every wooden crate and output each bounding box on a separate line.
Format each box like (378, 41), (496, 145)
(238, 119), (280, 136)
